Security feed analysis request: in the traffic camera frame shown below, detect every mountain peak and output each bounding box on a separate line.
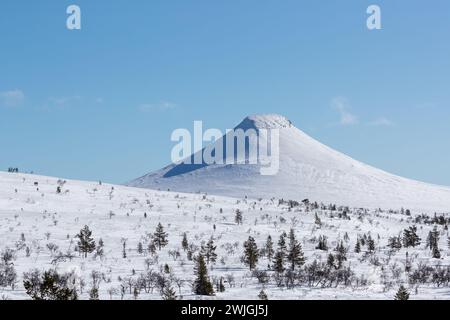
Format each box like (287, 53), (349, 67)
(237, 114), (293, 130)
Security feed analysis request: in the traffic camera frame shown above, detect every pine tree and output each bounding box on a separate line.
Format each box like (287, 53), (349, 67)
(218, 277), (225, 292)
(23, 269), (78, 300)
(235, 209), (243, 225)
(334, 240), (347, 268)
(354, 239), (361, 253)
(137, 242), (143, 254)
(122, 241), (127, 259)
(314, 212), (322, 226)
(243, 236), (259, 270)
(265, 235), (274, 261)
(327, 253), (336, 269)
(153, 223), (169, 250)
(193, 254), (214, 296)
(432, 244), (441, 259)
(394, 285), (410, 300)
(272, 250), (285, 273)
(96, 238), (104, 257)
(367, 236), (375, 253)
(403, 226), (421, 247)
(277, 232), (287, 256)
(202, 237), (217, 265)
(316, 235), (328, 251)
(258, 289), (268, 300)
(287, 229), (305, 271)
(181, 233), (189, 251)
(162, 285), (177, 300)
(76, 225), (96, 258)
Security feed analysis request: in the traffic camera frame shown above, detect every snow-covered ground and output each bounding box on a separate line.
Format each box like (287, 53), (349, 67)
(1, 171), (450, 300)
(129, 114), (450, 213)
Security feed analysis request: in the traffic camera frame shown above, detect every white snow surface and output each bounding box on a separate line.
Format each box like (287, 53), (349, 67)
(1, 171), (450, 300)
(128, 114), (450, 213)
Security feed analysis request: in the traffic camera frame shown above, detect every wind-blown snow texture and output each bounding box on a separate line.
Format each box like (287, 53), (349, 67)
(129, 114), (450, 213)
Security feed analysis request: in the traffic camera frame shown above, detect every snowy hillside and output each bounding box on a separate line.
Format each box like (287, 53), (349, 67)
(129, 114), (450, 213)
(1, 171), (450, 300)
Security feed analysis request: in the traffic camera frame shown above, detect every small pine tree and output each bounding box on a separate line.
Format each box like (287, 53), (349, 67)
(235, 209), (243, 225)
(403, 226), (421, 247)
(316, 235), (328, 251)
(394, 285), (410, 300)
(218, 277), (225, 292)
(258, 289), (268, 300)
(272, 250), (285, 273)
(153, 223), (169, 250)
(277, 232), (287, 256)
(367, 236), (375, 253)
(76, 225), (96, 258)
(202, 237), (217, 265)
(137, 242), (144, 254)
(265, 235), (274, 260)
(314, 212), (322, 226)
(193, 254), (214, 296)
(432, 244), (441, 259)
(287, 229), (305, 271)
(181, 233), (189, 251)
(354, 239), (361, 253)
(243, 236), (259, 270)
(122, 241), (127, 259)
(327, 253), (336, 269)
(162, 285), (177, 300)
(89, 287), (99, 300)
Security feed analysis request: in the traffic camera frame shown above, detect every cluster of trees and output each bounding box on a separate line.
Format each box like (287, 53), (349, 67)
(23, 269), (77, 300)
(0, 248), (17, 289)
(7, 167), (19, 173)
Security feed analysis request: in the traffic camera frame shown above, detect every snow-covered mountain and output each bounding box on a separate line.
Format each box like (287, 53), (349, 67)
(128, 114), (450, 212)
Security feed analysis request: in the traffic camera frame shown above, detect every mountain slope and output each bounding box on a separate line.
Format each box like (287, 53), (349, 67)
(128, 114), (450, 212)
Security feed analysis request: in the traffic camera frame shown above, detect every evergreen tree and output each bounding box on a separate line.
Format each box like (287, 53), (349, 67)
(243, 236), (259, 270)
(334, 240), (347, 268)
(287, 229), (305, 271)
(235, 209), (243, 225)
(89, 287), (99, 300)
(76, 225), (96, 258)
(122, 241), (127, 259)
(403, 226), (421, 248)
(388, 236), (402, 250)
(181, 233), (189, 251)
(327, 253), (336, 269)
(258, 289), (268, 300)
(394, 285), (410, 300)
(218, 277), (225, 293)
(193, 254), (214, 296)
(137, 242), (144, 254)
(277, 232), (287, 256)
(367, 236), (375, 253)
(202, 237), (217, 265)
(265, 235), (274, 261)
(432, 244), (441, 259)
(162, 285), (177, 300)
(316, 235), (328, 251)
(354, 239), (361, 253)
(272, 250), (285, 273)
(23, 269), (77, 300)
(153, 223), (169, 250)
(314, 212), (322, 226)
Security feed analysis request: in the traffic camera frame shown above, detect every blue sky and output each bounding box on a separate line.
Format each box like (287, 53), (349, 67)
(1, 0), (450, 185)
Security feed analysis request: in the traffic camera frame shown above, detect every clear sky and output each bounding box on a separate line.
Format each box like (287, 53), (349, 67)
(1, 0), (450, 185)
